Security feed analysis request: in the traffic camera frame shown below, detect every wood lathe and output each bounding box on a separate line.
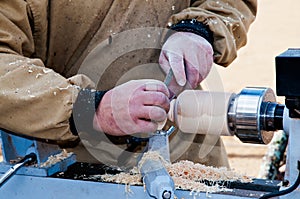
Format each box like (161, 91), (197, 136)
(1, 49), (300, 199)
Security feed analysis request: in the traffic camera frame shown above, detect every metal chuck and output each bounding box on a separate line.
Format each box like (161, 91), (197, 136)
(228, 87), (284, 144)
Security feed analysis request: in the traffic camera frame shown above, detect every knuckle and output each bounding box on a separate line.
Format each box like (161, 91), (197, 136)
(154, 92), (168, 105)
(150, 107), (166, 120)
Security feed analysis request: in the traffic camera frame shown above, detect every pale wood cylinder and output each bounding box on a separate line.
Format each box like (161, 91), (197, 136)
(168, 90), (235, 136)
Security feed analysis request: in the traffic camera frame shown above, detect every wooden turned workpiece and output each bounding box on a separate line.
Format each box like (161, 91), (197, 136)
(168, 90), (235, 136)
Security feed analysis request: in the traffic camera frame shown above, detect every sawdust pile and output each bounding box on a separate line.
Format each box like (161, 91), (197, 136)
(100, 152), (252, 193)
(40, 149), (73, 167)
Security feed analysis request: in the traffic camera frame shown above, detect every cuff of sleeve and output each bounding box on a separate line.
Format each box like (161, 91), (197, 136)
(70, 89), (107, 136)
(169, 19), (214, 46)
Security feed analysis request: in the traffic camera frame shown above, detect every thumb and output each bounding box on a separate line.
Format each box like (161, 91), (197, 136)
(168, 53), (186, 86)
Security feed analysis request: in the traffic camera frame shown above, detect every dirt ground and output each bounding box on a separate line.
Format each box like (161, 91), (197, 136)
(214, 0), (300, 177)
(1, 0), (300, 179)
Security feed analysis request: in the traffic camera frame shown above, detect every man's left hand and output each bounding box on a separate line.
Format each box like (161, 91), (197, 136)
(159, 32), (213, 96)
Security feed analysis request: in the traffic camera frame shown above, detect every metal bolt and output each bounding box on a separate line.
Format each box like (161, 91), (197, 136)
(166, 126), (176, 136)
(162, 191), (171, 199)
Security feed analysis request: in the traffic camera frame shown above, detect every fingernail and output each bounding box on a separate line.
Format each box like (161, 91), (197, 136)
(177, 79), (186, 86)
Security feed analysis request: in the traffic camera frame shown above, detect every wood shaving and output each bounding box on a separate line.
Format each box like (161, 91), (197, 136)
(100, 151), (252, 193)
(167, 160), (251, 183)
(137, 150), (170, 170)
(40, 149), (73, 167)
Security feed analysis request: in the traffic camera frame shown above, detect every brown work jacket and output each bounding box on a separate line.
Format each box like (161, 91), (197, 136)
(0, 0), (256, 167)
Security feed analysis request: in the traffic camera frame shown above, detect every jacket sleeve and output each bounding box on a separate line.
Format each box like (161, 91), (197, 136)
(0, 0), (93, 144)
(169, 0), (257, 66)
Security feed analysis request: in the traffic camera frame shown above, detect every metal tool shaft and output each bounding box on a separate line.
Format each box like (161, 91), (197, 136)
(141, 127), (176, 199)
(139, 70), (176, 199)
(140, 158), (174, 199)
(0, 153), (36, 187)
(0, 162), (26, 186)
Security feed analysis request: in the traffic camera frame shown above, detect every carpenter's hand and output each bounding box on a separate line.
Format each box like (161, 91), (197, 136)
(159, 32), (213, 96)
(93, 80), (170, 136)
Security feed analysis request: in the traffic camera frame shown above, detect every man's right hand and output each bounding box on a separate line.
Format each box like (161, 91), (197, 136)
(93, 79), (170, 136)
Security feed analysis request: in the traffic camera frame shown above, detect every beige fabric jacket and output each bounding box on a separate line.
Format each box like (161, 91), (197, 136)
(0, 0), (257, 166)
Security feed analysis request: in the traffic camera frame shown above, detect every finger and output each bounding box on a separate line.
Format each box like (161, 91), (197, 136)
(143, 81), (170, 98)
(135, 119), (158, 133)
(159, 51), (183, 92)
(138, 106), (167, 122)
(184, 54), (201, 89)
(159, 51), (171, 74)
(198, 51), (213, 81)
(134, 91), (169, 111)
(167, 52), (186, 86)
(165, 78), (183, 98)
